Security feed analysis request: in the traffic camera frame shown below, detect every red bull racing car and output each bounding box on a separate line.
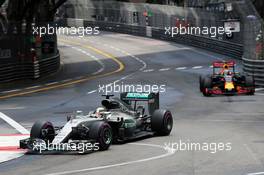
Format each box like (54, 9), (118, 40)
(199, 61), (255, 96)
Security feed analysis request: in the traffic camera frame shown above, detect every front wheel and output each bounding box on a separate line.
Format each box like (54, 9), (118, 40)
(151, 110), (173, 136)
(202, 77), (212, 97)
(30, 121), (55, 143)
(89, 122), (112, 151)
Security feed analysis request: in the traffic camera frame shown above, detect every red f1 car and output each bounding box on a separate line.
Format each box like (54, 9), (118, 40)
(199, 61), (255, 96)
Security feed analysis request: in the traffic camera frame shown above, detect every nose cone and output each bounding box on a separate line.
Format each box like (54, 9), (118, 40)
(225, 82), (235, 90)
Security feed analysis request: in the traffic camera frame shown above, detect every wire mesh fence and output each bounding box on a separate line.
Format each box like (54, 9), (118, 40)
(232, 0), (264, 60)
(62, 0), (232, 41)
(61, 0), (263, 61)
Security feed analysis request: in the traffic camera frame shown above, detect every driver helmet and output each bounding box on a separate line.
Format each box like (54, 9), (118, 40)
(95, 107), (106, 118)
(222, 64), (229, 75)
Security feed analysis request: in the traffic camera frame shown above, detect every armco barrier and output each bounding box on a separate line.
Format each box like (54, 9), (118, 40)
(0, 53), (60, 83)
(243, 57), (264, 86)
(82, 20), (264, 86)
(78, 20), (243, 59)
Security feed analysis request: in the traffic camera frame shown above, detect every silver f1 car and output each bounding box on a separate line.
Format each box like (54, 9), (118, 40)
(99, 92), (173, 142)
(20, 110), (113, 153)
(20, 92), (173, 153)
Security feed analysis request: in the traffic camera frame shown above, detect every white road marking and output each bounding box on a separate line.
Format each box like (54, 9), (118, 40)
(255, 88), (264, 92)
(62, 37), (148, 95)
(92, 67), (105, 75)
(176, 67), (187, 70)
(159, 68), (171, 72)
(87, 90), (97, 95)
(244, 144), (263, 167)
(0, 151), (27, 163)
(60, 79), (73, 83)
(248, 172), (264, 175)
(24, 85), (41, 90)
(0, 135), (29, 163)
(45, 82), (58, 86)
(45, 143), (174, 175)
(76, 48), (82, 52)
(68, 45), (105, 75)
(1, 89), (21, 93)
(192, 66), (203, 69)
(0, 106), (25, 110)
(0, 135), (29, 147)
(143, 69), (154, 73)
(0, 112), (29, 135)
(81, 38), (147, 71)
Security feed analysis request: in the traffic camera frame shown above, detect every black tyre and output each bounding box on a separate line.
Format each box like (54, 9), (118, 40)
(89, 122), (112, 151)
(245, 76), (255, 95)
(199, 75), (205, 92)
(202, 77), (212, 97)
(151, 110), (173, 136)
(30, 121), (55, 142)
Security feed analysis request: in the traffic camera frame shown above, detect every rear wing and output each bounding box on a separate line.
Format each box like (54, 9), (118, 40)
(120, 92), (159, 115)
(212, 61), (236, 68)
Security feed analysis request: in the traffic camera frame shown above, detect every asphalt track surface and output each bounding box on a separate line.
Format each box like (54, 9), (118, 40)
(0, 31), (264, 175)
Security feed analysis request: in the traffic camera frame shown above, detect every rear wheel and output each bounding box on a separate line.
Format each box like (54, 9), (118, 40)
(30, 121), (55, 143)
(151, 110), (173, 136)
(89, 122), (112, 151)
(202, 77), (212, 97)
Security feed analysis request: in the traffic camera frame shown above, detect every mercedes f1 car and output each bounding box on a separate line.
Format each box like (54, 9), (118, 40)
(20, 92), (173, 153)
(20, 111), (113, 153)
(98, 92), (173, 142)
(199, 61), (255, 96)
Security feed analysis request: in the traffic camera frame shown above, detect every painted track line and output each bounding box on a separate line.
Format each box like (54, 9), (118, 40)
(159, 68), (171, 72)
(1, 89), (21, 94)
(0, 112), (29, 134)
(192, 66), (203, 69)
(176, 67), (187, 70)
(78, 37), (147, 71)
(143, 69), (154, 73)
(61, 41), (105, 75)
(45, 143), (174, 175)
(0, 40), (125, 100)
(248, 172), (264, 175)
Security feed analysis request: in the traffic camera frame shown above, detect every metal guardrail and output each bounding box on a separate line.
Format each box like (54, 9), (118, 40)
(0, 53), (60, 83)
(243, 57), (264, 86)
(66, 18), (264, 86)
(79, 20), (243, 59)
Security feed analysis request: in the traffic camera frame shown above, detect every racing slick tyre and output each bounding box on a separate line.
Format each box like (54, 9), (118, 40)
(202, 77), (212, 97)
(89, 122), (112, 151)
(30, 121), (55, 143)
(199, 76), (205, 92)
(151, 110), (173, 136)
(245, 76), (255, 95)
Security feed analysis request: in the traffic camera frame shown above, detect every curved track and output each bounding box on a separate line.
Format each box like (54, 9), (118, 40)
(0, 31), (264, 175)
